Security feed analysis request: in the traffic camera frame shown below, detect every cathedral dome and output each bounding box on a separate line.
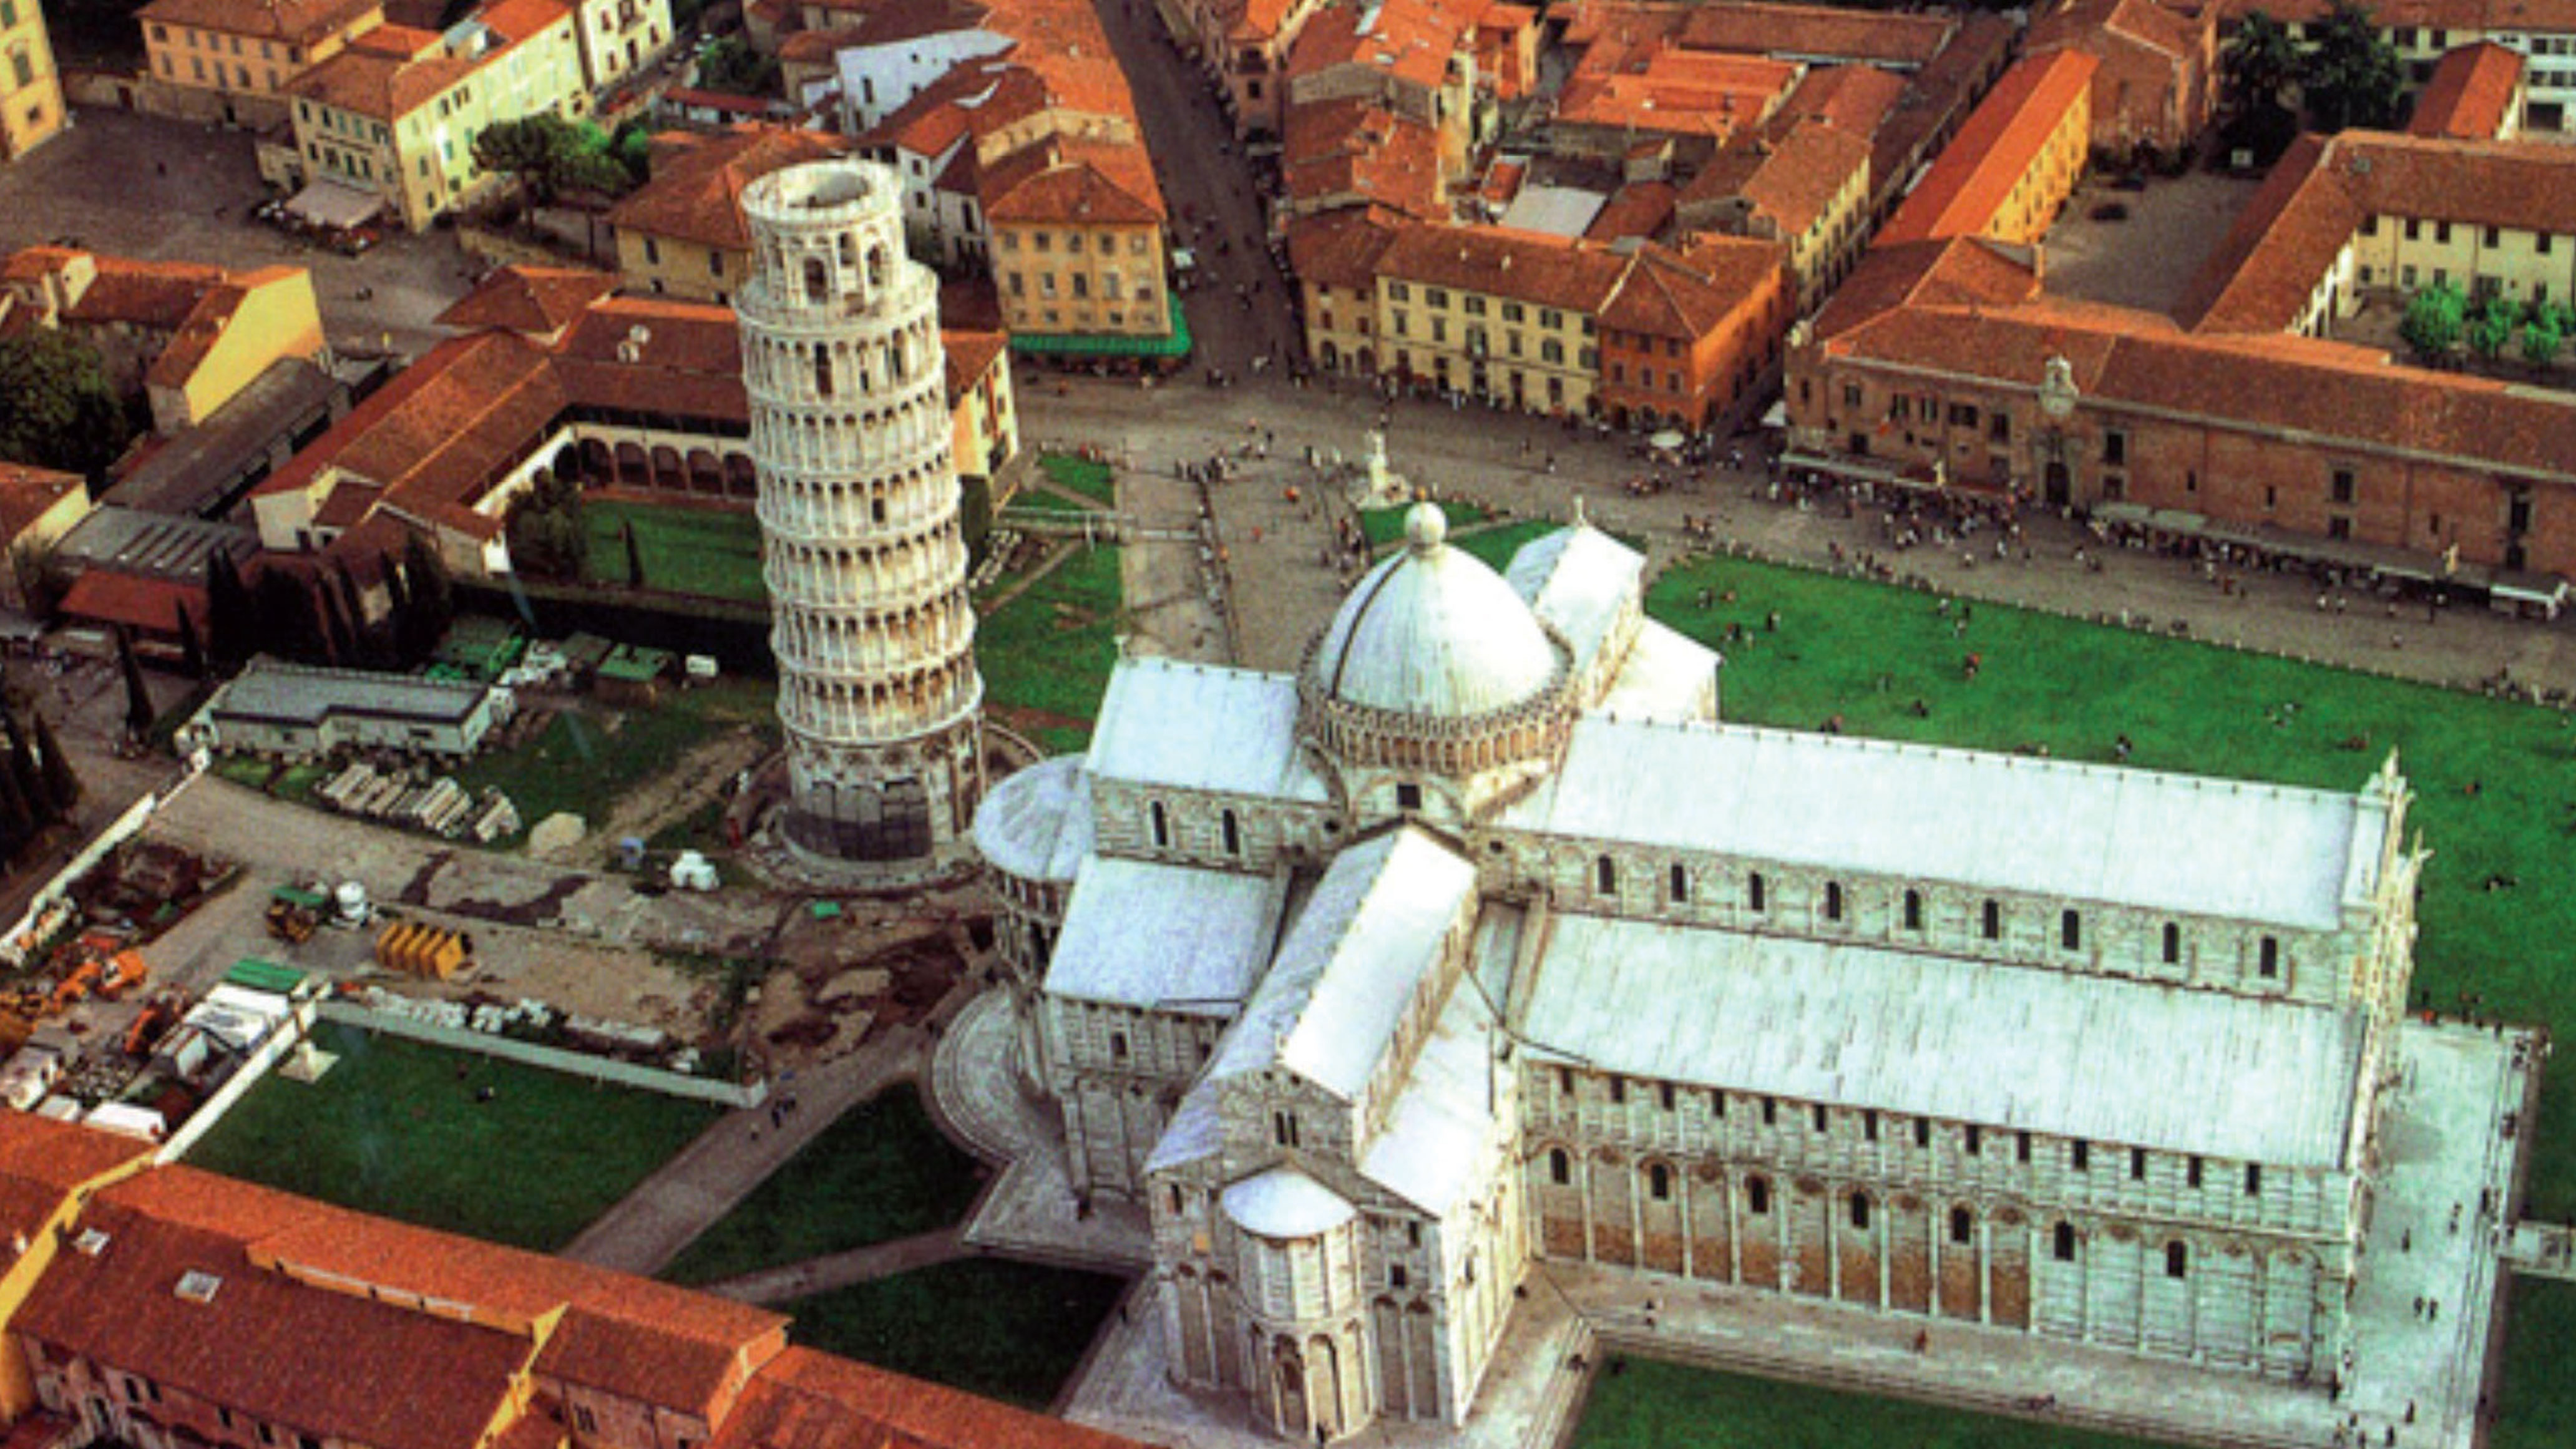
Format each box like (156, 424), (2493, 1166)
(1309, 504), (1559, 718)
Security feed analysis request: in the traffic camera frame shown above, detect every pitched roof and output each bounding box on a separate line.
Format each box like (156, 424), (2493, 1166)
(944, 326), (1008, 394)
(1282, 97), (1445, 218)
(2173, 131), (2347, 333)
(1674, 0), (1955, 67)
(61, 256), (229, 332)
(2027, 0), (2202, 63)
(604, 127), (859, 252)
(1285, 206), (1406, 291)
(1554, 47), (1800, 142)
(1602, 237), (1780, 337)
(1808, 234), (2039, 338)
(2210, 0), (2576, 32)
(1585, 180), (1677, 242)
(1682, 117), (1868, 236)
(716, 1347), (1143, 1449)
(1878, 49), (2098, 245)
(134, 0), (383, 44)
(0, 462), (85, 541)
(1376, 222), (1630, 311)
(0, 1115), (150, 1251)
(286, 0), (567, 119)
(57, 570), (210, 637)
(435, 265), (619, 334)
(2411, 42), (2525, 140)
(981, 139), (1164, 225)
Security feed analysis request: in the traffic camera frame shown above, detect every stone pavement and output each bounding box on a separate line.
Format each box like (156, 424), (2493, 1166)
(558, 1022), (922, 1275)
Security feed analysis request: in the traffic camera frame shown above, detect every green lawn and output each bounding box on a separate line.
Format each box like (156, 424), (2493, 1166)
(1038, 454), (1117, 510)
(1573, 1360), (2178, 1449)
(583, 502), (769, 603)
(977, 542), (1124, 754)
(660, 1085), (987, 1286)
(785, 1259), (1129, 1410)
(1361, 499), (1491, 549)
(451, 679), (777, 838)
(187, 1020), (718, 1252)
(2494, 1280), (2576, 1449)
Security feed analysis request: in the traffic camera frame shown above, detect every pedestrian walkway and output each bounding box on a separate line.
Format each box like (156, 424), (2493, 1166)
(558, 1024), (924, 1276)
(698, 1226), (967, 1306)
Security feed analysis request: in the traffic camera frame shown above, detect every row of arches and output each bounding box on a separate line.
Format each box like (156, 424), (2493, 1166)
(755, 457), (957, 542)
(759, 218), (904, 314)
(778, 657), (978, 742)
(748, 384), (945, 477)
(771, 596), (972, 679)
(764, 530), (967, 608)
(583, 439), (757, 499)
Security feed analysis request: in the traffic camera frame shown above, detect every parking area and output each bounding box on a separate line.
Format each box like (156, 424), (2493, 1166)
(2040, 167), (2264, 318)
(0, 107), (478, 359)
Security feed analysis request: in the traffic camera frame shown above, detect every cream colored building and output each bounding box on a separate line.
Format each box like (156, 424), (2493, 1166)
(568, 0), (673, 93)
(986, 139), (1174, 343)
(0, 0), (65, 161)
(139, 0), (385, 126)
(1370, 223), (1621, 415)
(282, 0), (588, 231)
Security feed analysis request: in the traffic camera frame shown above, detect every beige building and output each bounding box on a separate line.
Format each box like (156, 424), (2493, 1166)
(138, 0), (385, 126)
(1372, 223), (1622, 414)
(0, 464), (91, 612)
(281, 0), (589, 230)
(568, 0), (674, 92)
(0, 0), (65, 161)
(1880, 49), (2095, 248)
(1678, 118), (1871, 315)
(985, 138), (1174, 343)
(605, 126), (856, 303)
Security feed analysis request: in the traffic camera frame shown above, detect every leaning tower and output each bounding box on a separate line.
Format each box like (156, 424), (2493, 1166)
(739, 160), (984, 886)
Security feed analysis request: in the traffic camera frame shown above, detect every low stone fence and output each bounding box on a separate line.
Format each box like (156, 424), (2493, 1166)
(159, 997), (321, 1163)
(315, 1000), (765, 1108)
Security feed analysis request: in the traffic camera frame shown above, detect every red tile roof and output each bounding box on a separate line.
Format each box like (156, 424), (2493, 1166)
(1674, 0), (1955, 67)
(715, 1347), (1142, 1449)
(605, 127), (860, 253)
(61, 256), (229, 333)
(1376, 222), (1630, 311)
(57, 572), (208, 638)
(135, 0), (383, 46)
(1283, 98), (1445, 218)
(2409, 42), (2525, 140)
(436, 265), (620, 334)
(1586, 180), (1677, 242)
(2209, 0), (2576, 32)
(1682, 117), (1868, 237)
(982, 139), (1164, 225)
(1603, 237), (1781, 337)
(944, 326), (1008, 394)
(1555, 47), (1799, 143)
(0, 462), (85, 542)
(1878, 49), (2097, 245)
(1286, 206), (1405, 292)
(1809, 234), (2040, 338)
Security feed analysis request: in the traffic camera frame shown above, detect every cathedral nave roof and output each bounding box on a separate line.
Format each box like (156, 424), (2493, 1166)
(1044, 856), (1286, 1014)
(1085, 659), (1328, 803)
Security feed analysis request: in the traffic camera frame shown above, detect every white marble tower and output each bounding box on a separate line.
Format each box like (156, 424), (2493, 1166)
(739, 159), (983, 884)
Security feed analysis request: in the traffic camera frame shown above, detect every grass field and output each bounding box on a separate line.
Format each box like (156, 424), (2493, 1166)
(977, 542), (1124, 753)
(452, 678), (778, 838)
(784, 1259), (1129, 1409)
(2494, 1280), (2576, 1449)
(1572, 1360), (2178, 1449)
(187, 1021), (718, 1252)
(660, 1085), (987, 1286)
(1038, 454), (1117, 510)
(1361, 499), (1491, 549)
(583, 502), (769, 603)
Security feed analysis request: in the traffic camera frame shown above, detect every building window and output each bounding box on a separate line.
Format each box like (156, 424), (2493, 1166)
(2259, 935), (2280, 978)
(2246, 1163), (2263, 1196)
(2102, 430), (2125, 465)
(2166, 1241), (2189, 1278)
(1903, 889), (1923, 931)
(1747, 872), (1767, 912)
(2162, 922), (2181, 964)
(1272, 1111), (1299, 1148)
(1549, 1148), (1570, 1184)
(1850, 1192), (1871, 1230)
(2052, 1221), (2076, 1261)
(1949, 1206), (1973, 1244)
(2017, 1131), (2032, 1164)
(1649, 1163), (1672, 1200)
(1395, 782), (1422, 811)
(2061, 909), (2081, 950)
(1149, 800), (1169, 849)
(1390, 1264), (1408, 1288)
(1966, 1124), (1981, 1156)
(1558, 1068), (1574, 1095)
(1747, 1176), (1770, 1213)
(1863, 1109), (1879, 1142)
(1110, 1031), (1129, 1061)
(1823, 881), (1844, 921)
(2132, 1147), (2148, 1180)
(1915, 1116), (1931, 1148)
(2072, 1141), (2089, 1172)
(1982, 899), (2001, 940)
(2331, 468), (2355, 504)
(2187, 1155), (2204, 1189)
(1669, 863), (1689, 903)
(1813, 1102), (1829, 1133)
(1596, 854), (1617, 894)
(1711, 1091), (1727, 1118)
(1221, 809), (1241, 857)
(1761, 1096), (1778, 1126)
(573, 1407), (598, 1435)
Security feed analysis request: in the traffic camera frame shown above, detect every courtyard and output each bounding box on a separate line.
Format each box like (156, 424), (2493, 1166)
(2037, 168), (2263, 319)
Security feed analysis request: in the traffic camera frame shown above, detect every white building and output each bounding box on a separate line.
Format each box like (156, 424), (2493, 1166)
(186, 657), (511, 761)
(976, 503), (2424, 1442)
(739, 159), (986, 884)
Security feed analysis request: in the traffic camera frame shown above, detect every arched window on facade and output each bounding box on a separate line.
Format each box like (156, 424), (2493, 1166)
(2165, 1241), (2189, 1278)
(2052, 1221), (2076, 1261)
(1746, 1176), (1770, 1214)
(1149, 799), (1169, 849)
(1548, 1148), (1570, 1185)
(1221, 809), (1241, 857)
(1649, 1163), (1672, 1201)
(1903, 888), (1923, 931)
(1748, 872), (1767, 912)
(1824, 881), (1844, 921)
(1982, 899), (2001, 940)
(1949, 1205), (1973, 1244)
(2163, 922), (2182, 964)
(1596, 854), (1617, 894)
(803, 256), (829, 304)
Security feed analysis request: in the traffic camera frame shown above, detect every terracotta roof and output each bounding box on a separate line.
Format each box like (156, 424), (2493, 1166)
(2409, 42), (2525, 140)
(551, 295), (749, 424)
(982, 139), (1164, 225)
(1674, 0), (1955, 67)
(1587, 180), (1677, 242)
(1879, 50), (2097, 245)
(0, 462), (85, 541)
(1827, 296), (2576, 480)
(62, 256), (228, 332)
(799, 0), (992, 44)
(2210, 0), (2576, 32)
(1286, 206), (1404, 291)
(604, 127), (857, 253)
(0, 1114), (150, 1210)
(1556, 47), (1798, 142)
(147, 267), (310, 393)
(1603, 237), (1780, 336)
(1283, 97), (1445, 218)
(56, 570), (211, 638)
(944, 326), (1007, 394)
(285, 36), (476, 118)
(2028, 0), (2202, 62)
(436, 265), (620, 334)
(1809, 234), (2040, 338)
(1682, 117), (1867, 236)
(1376, 222), (1629, 311)
(1765, 61), (1909, 142)
(715, 1347), (1143, 1449)
(2173, 131), (2346, 332)
(1287, 0), (1473, 90)
(134, 0), (383, 45)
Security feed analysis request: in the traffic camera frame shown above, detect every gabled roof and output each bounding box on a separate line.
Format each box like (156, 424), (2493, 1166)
(59, 256), (229, 332)
(1282, 97), (1444, 218)
(2209, 0), (2576, 32)
(1878, 49), (2099, 245)
(0, 462), (86, 540)
(135, 0), (383, 44)
(0, 1115), (150, 1248)
(2027, 0), (2203, 64)
(1286, 205), (1406, 291)
(1602, 237), (1779, 338)
(981, 139), (1164, 225)
(435, 266), (617, 335)
(1375, 222), (1629, 311)
(1674, 0), (1954, 67)
(1682, 118), (1868, 236)
(1808, 235), (2039, 338)
(714, 1346), (1145, 1449)
(604, 126), (859, 253)
(2410, 42), (2525, 140)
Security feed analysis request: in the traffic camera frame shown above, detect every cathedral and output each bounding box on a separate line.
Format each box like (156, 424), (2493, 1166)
(973, 503), (2423, 1443)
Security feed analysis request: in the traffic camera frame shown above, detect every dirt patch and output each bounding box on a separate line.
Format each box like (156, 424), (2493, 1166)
(991, 705), (1090, 738)
(583, 726), (771, 867)
(741, 887), (992, 1068)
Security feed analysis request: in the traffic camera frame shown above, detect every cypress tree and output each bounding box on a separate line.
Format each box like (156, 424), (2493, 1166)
(0, 746), (33, 860)
(333, 562), (374, 663)
(30, 708), (77, 816)
(318, 582), (356, 666)
(0, 709), (39, 826)
(623, 520), (646, 588)
(115, 625), (155, 737)
(175, 598), (208, 681)
(205, 549), (257, 672)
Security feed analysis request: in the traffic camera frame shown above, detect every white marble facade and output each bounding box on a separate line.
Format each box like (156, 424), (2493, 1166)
(975, 503), (2424, 1442)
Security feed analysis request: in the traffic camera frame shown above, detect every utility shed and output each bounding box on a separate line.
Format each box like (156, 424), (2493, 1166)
(186, 657), (510, 761)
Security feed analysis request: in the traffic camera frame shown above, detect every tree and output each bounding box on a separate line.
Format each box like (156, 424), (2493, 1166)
(0, 710), (44, 832)
(2301, 1), (2403, 132)
(504, 469), (588, 579)
(2468, 296), (2515, 362)
(2399, 281), (2466, 361)
(2526, 306), (2567, 369)
(696, 38), (782, 100)
(253, 570), (325, 665)
(623, 520), (647, 588)
(29, 708), (77, 817)
(0, 330), (137, 479)
(395, 534), (454, 666)
(472, 114), (642, 213)
(174, 598), (208, 682)
(205, 549), (258, 673)
(112, 626), (154, 738)
(2223, 11), (2302, 115)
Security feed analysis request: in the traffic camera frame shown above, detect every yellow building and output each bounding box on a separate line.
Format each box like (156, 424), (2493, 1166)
(1370, 222), (1623, 415)
(943, 325), (1017, 487)
(282, 0), (588, 231)
(0, 462), (92, 611)
(138, 0), (386, 126)
(1678, 117), (1871, 316)
(2341, 135), (2576, 308)
(985, 138), (1176, 344)
(603, 126), (855, 303)
(0, 1113), (154, 1418)
(568, 0), (675, 93)
(1879, 50), (2095, 248)
(1, 0), (66, 160)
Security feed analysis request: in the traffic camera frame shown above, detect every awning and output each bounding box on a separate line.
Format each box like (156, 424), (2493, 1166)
(284, 178), (387, 231)
(1759, 402), (1788, 429)
(1010, 293), (1194, 359)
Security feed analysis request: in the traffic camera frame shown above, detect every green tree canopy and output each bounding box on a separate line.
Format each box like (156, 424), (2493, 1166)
(2223, 10), (2303, 114)
(2302, 1), (2403, 132)
(2399, 281), (2467, 361)
(472, 114), (643, 209)
(0, 329), (137, 480)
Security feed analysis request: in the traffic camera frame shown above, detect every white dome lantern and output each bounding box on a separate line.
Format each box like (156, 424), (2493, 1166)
(1309, 504), (1559, 719)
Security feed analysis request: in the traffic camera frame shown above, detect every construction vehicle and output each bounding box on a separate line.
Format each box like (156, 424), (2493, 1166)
(48, 960), (100, 1014)
(266, 885), (325, 944)
(123, 996), (179, 1057)
(99, 952), (149, 1000)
